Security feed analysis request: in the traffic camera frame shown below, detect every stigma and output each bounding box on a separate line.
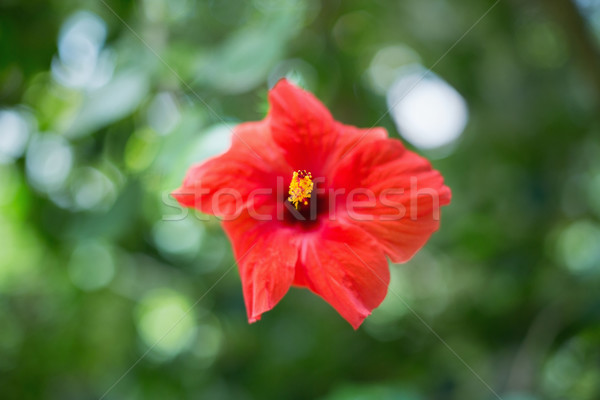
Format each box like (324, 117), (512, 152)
(288, 170), (314, 209)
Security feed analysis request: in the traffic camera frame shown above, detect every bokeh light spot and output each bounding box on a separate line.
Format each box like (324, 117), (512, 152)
(136, 289), (197, 359)
(188, 124), (234, 163)
(0, 109), (30, 163)
(70, 167), (116, 211)
(268, 59), (317, 92)
(153, 218), (204, 260)
(68, 241), (116, 291)
(367, 45), (421, 95)
(125, 128), (160, 173)
(387, 67), (468, 150)
(556, 220), (600, 275)
(26, 133), (73, 193)
(52, 11), (110, 89)
(147, 92), (181, 136)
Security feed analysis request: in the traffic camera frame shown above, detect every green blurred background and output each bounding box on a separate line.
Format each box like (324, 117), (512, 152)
(1, 0), (600, 399)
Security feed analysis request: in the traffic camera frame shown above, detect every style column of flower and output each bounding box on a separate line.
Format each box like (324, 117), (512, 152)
(173, 79), (451, 329)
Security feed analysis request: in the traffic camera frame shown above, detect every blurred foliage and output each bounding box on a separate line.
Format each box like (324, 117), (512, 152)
(1, 0), (600, 399)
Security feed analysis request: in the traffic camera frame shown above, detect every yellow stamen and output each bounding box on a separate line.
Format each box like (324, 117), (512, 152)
(288, 170), (314, 209)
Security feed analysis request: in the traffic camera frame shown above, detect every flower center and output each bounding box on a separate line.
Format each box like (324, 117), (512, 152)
(288, 170), (314, 209)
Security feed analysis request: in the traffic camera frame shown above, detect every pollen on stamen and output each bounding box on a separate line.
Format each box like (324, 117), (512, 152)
(288, 170), (314, 209)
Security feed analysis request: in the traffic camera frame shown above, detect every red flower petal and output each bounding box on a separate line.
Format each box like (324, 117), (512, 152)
(268, 80), (391, 177)
(223, 215), (297, 323)
(333, 139), (451, 263)
(329, 122), (388, 164)
(268, 80), (338, 174)
(294, 222), (389, 329)
(172, 120), (289, 217)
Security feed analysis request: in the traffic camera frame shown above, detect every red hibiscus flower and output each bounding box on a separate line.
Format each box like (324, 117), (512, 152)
(173, 79), (451, 329)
